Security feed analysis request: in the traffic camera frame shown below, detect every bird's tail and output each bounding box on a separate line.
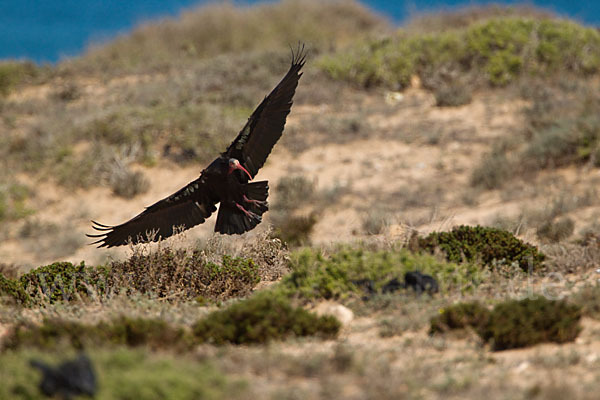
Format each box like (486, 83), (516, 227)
(215, 181), (269, 235)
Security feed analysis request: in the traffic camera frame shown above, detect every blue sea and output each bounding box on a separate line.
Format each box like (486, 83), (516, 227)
(1, 0), (598, 63)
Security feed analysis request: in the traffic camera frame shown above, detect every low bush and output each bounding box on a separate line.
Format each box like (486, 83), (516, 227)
(0, 273), (30, 305)
(430, 297), (582, 350)
(1, 248), (263, 306)
(109, 168), (150, 199)
(3, 317), (190, 351)
(109, 248), (260, 301)
(434, 83), (473, 107)
(479, 297), (581, 350)
(470, 151), (512, 190)
(418, 225), (545, 271)
(19, 262), (109, 305)
(193, 291), (340, 345)
(429, 302), (490, 334)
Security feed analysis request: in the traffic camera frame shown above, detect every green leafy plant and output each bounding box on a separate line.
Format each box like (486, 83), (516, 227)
(321, 17), (600, 89)
(429, 302), (490, 334)
(19, 262), (109, 304)
(418, 225), (545, 271)
(0, 274), (30, 305)
(193, 291), (340, 345)
(479, 297), (582, 350)
(430, 297), (582, 351)
(281, 247), (481, 300)
(4, 317), (189, 351)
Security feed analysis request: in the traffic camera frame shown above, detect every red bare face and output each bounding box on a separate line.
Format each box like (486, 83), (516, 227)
(228, 159), (252, 180)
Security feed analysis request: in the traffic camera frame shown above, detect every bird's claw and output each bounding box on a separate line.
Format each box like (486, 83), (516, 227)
(236, 203), (261, 221)
(243, 195), (267, 207)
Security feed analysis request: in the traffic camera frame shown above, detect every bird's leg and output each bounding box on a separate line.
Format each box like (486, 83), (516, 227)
(243, 195), (267, 207)
(235, 203), (261, 221)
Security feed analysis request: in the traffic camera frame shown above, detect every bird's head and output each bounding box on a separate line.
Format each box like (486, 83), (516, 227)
(228, 158), (252, 180)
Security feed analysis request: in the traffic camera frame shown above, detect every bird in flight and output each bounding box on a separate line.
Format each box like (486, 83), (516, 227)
(88, 45), (306, 248)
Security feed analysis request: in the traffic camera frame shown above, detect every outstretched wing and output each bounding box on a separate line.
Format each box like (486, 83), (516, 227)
(224, 44), (306, 179)
(87, 175), (218, 248)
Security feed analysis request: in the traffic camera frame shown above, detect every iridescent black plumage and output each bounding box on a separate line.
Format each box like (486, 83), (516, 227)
(88, 45), (305, 248)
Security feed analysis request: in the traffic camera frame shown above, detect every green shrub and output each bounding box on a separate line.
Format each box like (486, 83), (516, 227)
(281, 247), (482, 300)
(109, 169), (150, 198)
(430, 297), (582, 350)
(193, 291), (340, 345)
(0, 274), (30, 305)
(19, 262), (109, 304)
(479, 297), (582, 350)
(321, 17), (600, 89)
(429, 302), (490, 334)
(0, 61), (38, 96)
(418, 225), (545, 271)
(4, 317), (189, 351)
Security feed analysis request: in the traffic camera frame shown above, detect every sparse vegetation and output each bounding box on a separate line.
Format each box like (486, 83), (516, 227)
(434, 83), (473, 107)
(572, 284), (600, 319)
(68, 0), (388, 75)
(536, 217), (575, 243)
(108, 248), (261, 301)
(0, 183), (32, 222)
(270, 176), (319, 246)
(281, 247), (482, 300)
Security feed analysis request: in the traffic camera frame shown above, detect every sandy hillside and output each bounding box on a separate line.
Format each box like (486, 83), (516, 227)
(2, 71), (600, 269)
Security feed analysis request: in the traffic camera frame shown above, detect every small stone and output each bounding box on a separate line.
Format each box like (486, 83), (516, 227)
(313, 302), (354, 326)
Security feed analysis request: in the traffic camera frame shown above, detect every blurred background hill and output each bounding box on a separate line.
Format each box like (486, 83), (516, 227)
(2, 0), (599, 63)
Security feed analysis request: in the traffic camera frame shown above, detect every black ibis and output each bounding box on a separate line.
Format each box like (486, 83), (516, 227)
(30, 354), (97, 399)
(88, 45), (306, 247)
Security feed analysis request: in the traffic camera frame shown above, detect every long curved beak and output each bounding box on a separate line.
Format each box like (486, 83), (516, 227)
(234, 164), (253, 180)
